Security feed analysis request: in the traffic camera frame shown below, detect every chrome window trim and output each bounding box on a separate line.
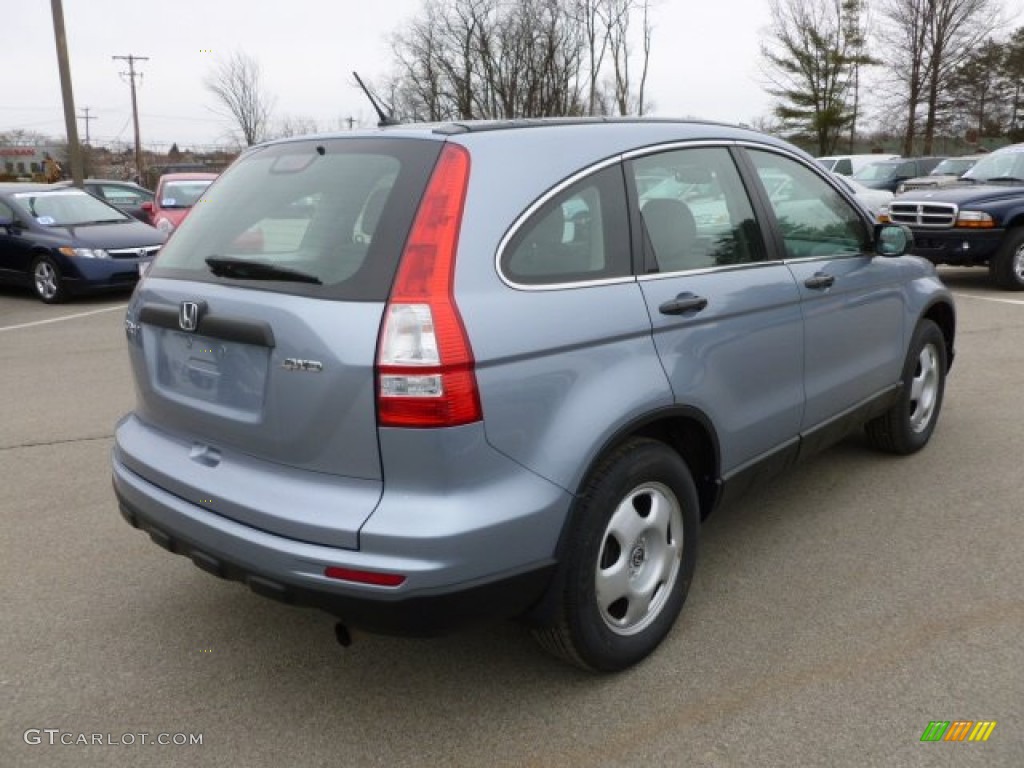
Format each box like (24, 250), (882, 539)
(495, 138), (872, 291)
(636, 258), (786, 281)
(782, 252), (869, 266)
(496, 154), (629, 291)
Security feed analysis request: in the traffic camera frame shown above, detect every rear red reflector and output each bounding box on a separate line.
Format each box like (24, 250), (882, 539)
(324, 566), (406, 587)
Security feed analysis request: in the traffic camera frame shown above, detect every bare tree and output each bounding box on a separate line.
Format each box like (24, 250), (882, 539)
(605, 0), (654, 115)
(574, 0), (612, 114)
(879, 0), (999, 154)
(921, 0), (999, 153)
(385, 0), (653, 120)
(274, 115), (320, 139)
(205, 52), (276, 146)
(876, 0), (928, 155)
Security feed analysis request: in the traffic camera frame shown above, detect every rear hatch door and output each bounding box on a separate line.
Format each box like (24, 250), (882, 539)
(118, 136), (443, 547)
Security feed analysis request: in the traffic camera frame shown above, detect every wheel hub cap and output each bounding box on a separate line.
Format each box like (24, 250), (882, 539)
(595, 482), (685, 636)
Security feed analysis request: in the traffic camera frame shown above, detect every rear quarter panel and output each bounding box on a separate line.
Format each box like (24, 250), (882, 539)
(450, 129), (674, 493)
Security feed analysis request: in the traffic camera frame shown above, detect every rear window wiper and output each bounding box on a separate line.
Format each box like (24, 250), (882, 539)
(205, 257), (322, 284)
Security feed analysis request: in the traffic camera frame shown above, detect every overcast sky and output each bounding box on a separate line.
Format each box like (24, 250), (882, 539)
(2, 1), (1020, 151)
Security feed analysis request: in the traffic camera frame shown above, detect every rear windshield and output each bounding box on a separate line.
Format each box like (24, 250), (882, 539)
(148, 137), (443, 301)
(159, 180), (213, 208)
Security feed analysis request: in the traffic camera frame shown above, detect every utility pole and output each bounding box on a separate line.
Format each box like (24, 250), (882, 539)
(50, 0), (84, 186)
(113, 54), (148, 183)
(77, 107), (96, 145)
(77, 107), (96, 177)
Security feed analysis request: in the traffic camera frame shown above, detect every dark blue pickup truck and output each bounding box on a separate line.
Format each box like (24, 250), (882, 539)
(883, 143), (1024, 290)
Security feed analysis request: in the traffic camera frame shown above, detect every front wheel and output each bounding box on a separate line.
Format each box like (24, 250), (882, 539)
(865, 319), (947, 454)
(533, 438), (699, 672)
(989, 228), (1024, 290)
(31, 255), (66, 304)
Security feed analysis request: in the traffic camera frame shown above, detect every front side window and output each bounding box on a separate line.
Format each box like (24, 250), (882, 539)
(631, 146), (765, 272)
(748, 149), (868, 260)
(501, 164), (630, 286)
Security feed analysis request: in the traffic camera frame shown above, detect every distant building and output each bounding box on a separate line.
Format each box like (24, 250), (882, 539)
(0, 145), (66, 180)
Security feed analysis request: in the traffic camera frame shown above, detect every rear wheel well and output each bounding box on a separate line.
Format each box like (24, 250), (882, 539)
(922, 301), (955, 370)
(632, 416), (719, 519)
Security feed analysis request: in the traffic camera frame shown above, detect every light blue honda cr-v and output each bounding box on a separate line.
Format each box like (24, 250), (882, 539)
(112, 119), (955, 671)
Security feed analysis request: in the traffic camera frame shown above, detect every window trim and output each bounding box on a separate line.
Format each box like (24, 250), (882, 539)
(495, 155), (637, 291)
(494, 139), (876, 290)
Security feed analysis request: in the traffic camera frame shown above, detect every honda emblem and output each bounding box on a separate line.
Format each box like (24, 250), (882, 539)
(179, 301), (200, 332)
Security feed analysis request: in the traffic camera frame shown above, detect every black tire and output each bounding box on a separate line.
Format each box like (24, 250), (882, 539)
(533, 438), (699, 672)
(989, 228), (1024, 291)
(31, 255), (67, 304)
(865, 319), (947, 455)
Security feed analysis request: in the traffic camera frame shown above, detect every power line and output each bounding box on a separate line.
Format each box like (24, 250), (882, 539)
(112, 53), (149, 180)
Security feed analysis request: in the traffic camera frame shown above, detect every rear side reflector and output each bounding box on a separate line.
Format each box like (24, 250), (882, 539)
(376, 143), (482, 428)
(324, 566), (406, 587)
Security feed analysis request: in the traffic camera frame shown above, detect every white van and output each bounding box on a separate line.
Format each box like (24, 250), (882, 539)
(817, 153), (899, 176)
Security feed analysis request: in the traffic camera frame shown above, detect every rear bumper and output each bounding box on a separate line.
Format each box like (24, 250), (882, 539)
(111, 436), (571, 635)
(907, 228), (1003, 265)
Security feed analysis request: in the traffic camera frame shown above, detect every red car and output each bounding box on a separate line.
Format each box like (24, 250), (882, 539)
(142, 172), (217, 234)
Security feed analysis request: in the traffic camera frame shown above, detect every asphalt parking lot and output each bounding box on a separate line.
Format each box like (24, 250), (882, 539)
(1, 268), (1021, 767)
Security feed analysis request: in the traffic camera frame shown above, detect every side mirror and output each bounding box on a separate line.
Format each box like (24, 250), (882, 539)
(875, 223), (913, 257)
(140, 201), (154, 213)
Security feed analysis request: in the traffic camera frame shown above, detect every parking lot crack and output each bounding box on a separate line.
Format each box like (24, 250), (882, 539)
(0, 434), (113, 453)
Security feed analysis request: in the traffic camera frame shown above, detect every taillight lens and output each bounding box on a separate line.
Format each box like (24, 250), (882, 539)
(376, 144), (482, 428)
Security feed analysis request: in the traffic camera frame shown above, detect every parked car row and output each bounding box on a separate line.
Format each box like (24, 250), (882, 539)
(821, 145), (1024, 290)
(0, 172), (216, 303)
(817, 153), (983, 195)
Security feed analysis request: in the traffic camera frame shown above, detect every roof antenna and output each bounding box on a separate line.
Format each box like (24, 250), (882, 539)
(352, 72), (397, 128)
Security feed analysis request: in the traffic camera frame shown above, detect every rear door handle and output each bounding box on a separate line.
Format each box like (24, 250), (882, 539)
(804, 272), (835, 290)
(659, 292), (708, 315)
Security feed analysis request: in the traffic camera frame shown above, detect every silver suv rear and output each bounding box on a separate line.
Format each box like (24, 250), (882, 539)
(112, 120), (956, 671)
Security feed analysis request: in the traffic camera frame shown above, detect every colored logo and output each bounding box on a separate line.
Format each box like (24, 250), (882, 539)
(920, 720), (997, 742)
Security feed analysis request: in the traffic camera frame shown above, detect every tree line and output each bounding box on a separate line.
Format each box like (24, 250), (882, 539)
(384, 0), (653, 121)
(763, 0), (1022, 156)
(36, 0), (1018, 155)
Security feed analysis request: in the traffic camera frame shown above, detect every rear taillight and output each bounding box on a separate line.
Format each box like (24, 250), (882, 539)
(376, 144), (482, 428)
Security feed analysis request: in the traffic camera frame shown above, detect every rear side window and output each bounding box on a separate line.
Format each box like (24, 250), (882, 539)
(501, 165), (630, 286)
(834, 159), (852, 175)
(149, 138), (443, 301)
